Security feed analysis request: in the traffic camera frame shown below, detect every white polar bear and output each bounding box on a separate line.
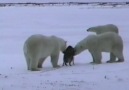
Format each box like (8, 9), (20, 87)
(23, 34), (67, 71)
(74, 32), (124, 64)
(87, 24), (119, 34)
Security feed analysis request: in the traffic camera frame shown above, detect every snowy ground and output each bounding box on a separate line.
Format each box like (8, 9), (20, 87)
(0, 0), (128, 3)
(0, 5), (129, 90)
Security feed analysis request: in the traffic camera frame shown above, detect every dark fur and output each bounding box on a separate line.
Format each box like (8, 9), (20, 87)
(63, 45), (75, 66)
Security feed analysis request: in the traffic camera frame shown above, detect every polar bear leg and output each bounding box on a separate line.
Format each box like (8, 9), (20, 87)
(112, 50), (124, 62)
(90, 53), (95, 64)
(24, 53), (30, 70)
(51, 54), (60, 68)
(107, 53), (116, 63)
(90, 51), (102, 64)
(38, 57), (46, 68)
(30, 56), (40, 71)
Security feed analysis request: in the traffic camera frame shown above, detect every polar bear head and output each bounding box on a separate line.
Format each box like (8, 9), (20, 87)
(56, 36), (67, 53)
(74, 39), (87, 55)
(60, 40), (67, 53)
(87, 26), (102, 34)
(87, 26), (104, 34)
(87, 26), (98, 33)
(51, 35), (67, 53)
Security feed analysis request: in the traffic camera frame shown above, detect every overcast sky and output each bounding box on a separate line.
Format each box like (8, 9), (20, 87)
(0, 0), (129, 3)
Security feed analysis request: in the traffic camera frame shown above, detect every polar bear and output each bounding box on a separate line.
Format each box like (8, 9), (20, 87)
(74, 32), (124, 64)
(23, 34), (67, 71)
(87, 24), (119, 34)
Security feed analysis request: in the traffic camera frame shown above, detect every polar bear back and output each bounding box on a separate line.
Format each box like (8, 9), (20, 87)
(86, 32), (123, 52)
(87, 24), (119, 34)
(24, 34), (66, 57)
(74, 32), (123, 55)
(97, 32), (123, 52)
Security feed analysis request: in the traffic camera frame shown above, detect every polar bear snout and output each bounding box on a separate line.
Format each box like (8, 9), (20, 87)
(87, 27), (93, 32)
(87, 28), (95, 32)
(87, 28), (90, 32)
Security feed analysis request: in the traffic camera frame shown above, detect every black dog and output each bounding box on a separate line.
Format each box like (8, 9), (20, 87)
(63, 45), (75, 66)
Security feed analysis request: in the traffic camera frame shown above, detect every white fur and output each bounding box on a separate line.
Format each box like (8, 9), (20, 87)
(74, 32), (124, 64)
(23, 34), (67, 71)
(87, 24), (119, 34)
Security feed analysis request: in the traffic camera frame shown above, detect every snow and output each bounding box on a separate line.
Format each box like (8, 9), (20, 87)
(0, 5), (129, 90)
(0, 0), (128, 3)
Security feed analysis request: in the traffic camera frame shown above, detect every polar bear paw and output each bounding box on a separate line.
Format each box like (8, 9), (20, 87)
(30, 68), (40, 71)
(117, 59), (124, 62)
(106, 60), (116, 63)
(90, 61), (101, 64)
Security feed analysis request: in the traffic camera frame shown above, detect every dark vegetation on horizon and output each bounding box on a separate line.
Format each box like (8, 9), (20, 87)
(0, 2), (129, 7)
